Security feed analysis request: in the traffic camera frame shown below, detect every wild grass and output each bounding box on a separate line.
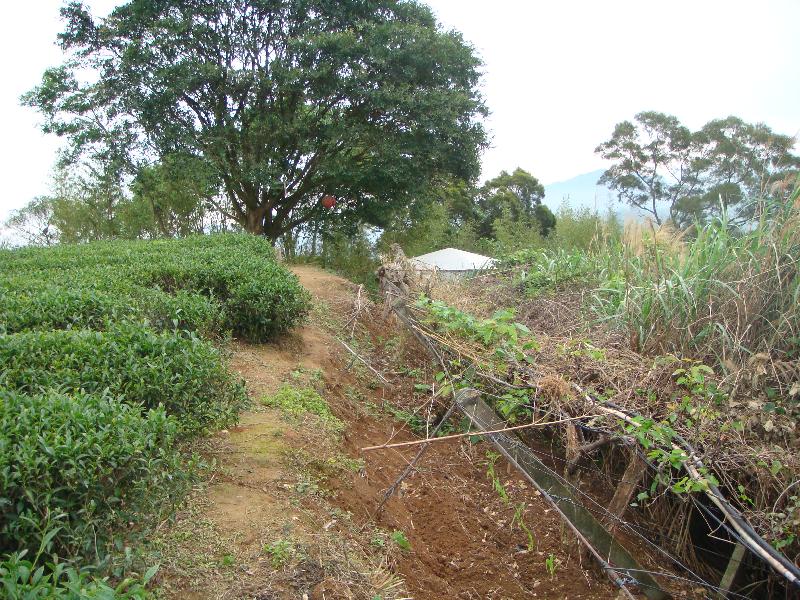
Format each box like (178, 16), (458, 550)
(594, 188), (800, 384)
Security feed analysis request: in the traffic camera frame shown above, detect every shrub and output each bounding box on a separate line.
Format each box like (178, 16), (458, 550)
(0, 324), (247, 433)
(0, 390), (186, 562)
(498, 247), (619, 296)
(0, 280), (223, 337)
(0, 550), (155, 599)
(0, 233), (310, 342)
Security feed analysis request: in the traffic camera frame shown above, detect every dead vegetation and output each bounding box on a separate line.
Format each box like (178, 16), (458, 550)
(380, 244), (800, 598)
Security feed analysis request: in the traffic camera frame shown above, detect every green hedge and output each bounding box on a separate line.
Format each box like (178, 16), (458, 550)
(0, 551), (153, 599)
(0, 390), (185, 562)
(0, 234), (310, 342)
(0, 282), (224, 337)
(0, 233), (309, 579)
(0, 324), (247, 434)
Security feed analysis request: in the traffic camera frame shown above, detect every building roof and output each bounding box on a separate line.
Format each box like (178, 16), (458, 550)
(409, 248), (496, 272)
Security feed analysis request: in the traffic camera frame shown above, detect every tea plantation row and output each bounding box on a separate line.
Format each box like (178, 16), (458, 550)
(0, 234), (309, 596)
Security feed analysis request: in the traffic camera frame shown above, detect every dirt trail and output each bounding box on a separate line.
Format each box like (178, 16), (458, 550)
(155, 265), (617, 599)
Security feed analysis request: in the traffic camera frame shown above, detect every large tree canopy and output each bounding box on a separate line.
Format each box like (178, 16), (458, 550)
(24, 0), (487, 239)
(596, 111), (799, 226)
(476, 168), (554, 237)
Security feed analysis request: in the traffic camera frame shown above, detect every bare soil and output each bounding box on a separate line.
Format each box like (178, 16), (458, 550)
(153, 265), (618, 599)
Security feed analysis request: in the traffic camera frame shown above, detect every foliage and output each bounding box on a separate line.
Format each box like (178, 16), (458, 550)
(315, 227), (380, 294)
(593, 189), (800, 377)
(389, 531), (411, 552)
(0, 550), (156, 600)
(545, 553), (557, 578)
(127, 154), (220, 239)
(0, 234), (310, 342)
(596, 111), (799, 225)
(263, 540), (294, 568)
(262, 385), (343, 432)
(5, 163), (237, 246)
(485, 451), (509, 503)
(0, 324), (246, 434)
(499, 247), (615, 296)
(0, 233), (308, 585)
(25, 0), (487, 240)
(511, 503), (536, 552)
(416, 296), (538, 364)
(476, 168), (554, 238)
(548, 204), (622, 252)
(0, 389), (186, 562)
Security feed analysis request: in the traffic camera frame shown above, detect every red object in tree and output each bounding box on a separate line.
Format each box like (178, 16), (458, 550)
(321, 195), (336, 209)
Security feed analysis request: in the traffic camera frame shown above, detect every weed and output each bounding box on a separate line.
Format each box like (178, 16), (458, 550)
(263, 540), (294, 568)
(220, 554), (235, 567)
(545, 553), (557, 578)
(262, 385), (343, 432)
(390, 531), (411, 552)
(511, 503), (536, 552)
(485, 451), (509, 503)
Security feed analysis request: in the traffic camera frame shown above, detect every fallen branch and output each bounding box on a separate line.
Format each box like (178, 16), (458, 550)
(336, 338), (393, 389)
(361, 413), (599, 452)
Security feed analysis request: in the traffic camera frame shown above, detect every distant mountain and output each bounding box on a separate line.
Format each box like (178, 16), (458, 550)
(543, 169), (660, 222)
(543, 169), (617, 213)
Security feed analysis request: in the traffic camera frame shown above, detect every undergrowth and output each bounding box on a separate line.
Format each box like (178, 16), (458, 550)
(262, 385), (343, 432)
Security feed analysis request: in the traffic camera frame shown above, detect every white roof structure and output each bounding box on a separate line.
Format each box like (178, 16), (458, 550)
(409, 248), (496, 272)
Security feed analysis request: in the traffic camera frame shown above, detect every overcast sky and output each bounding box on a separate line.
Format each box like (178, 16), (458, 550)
(1, 0), (798, 222)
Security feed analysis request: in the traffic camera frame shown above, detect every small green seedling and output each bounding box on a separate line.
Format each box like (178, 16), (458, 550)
(391, 530), (411, 552)
(545, 553), (557, 578)
(263, 539), (293, 568)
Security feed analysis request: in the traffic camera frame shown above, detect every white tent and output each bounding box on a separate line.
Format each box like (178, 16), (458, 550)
(409, 248), (496, 276)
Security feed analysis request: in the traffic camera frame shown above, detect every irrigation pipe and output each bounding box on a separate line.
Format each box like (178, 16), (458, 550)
(454, 389), (641, 600)
(380, 282), (798, 591)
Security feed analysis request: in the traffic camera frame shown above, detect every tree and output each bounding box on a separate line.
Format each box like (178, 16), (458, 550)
(595, 112), (703, 225)
(24, 0), (487, 241)
(683, 117), (800, 225)
(476, 168), (555, 237)
(4, 197), (59, 246)
(596, 112), (799, 226)
(128, 154), (221, 238)
(378, 178), (481, 256)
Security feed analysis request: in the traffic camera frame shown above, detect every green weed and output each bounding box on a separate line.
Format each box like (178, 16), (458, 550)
(261, 385), (343, 432)
(263, 540), (294, 568)
(390, 531), (411, 552)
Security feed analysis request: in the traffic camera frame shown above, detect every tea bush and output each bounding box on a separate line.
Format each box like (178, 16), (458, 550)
(0, 233), (310, 342)
(0, 390), (186, 562)
(0, 550), (154, 600)
(0, 233), (310, 584)
(0, 324), (247, 434)
(0, 281), (224, 337)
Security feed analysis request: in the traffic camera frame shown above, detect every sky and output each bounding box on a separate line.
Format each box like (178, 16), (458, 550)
(1, 0), (798, 222)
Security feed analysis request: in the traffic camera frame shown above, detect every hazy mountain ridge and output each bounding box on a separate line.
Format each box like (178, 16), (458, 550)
(543, 169), (616, 212)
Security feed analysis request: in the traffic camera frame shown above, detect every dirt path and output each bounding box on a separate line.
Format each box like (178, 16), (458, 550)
(153, 266), (617, 599)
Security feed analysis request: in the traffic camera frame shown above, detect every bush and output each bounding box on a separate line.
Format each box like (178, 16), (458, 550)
(0, 233), (310, 579)
(0, 324), (247, 434)
(0, 280), (224, 337)
(0, 390), (185, 562)
(498, 247), (618, 296)
(0, 233), (310, 342)
(0, 550), (155, 599)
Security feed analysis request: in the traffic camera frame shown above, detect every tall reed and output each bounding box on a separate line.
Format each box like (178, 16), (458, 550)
(594, 184), (800, 379)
